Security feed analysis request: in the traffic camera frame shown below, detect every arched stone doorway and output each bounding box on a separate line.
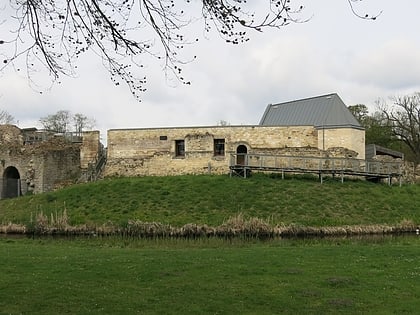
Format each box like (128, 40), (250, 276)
(236, 145), (248, 165)
(2, 166), (22, 198)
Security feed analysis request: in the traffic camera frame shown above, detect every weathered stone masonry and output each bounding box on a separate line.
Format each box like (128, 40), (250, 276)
(0, 125), (101, 197)
(105, 125), (365, 177)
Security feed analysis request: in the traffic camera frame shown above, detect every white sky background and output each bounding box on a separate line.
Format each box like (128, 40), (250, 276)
(1, 0), (420, 145)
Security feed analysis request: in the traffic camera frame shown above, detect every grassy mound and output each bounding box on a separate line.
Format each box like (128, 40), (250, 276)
(0, 174), (419, 229)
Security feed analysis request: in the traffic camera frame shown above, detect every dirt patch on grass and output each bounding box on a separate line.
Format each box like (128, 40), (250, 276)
(328, 298), (355, 308)
(326, 276), (356, 288)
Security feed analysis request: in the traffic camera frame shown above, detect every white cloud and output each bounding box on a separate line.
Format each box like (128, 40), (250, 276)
(2, 0), (420, 144)
(347, 39), (420, 90)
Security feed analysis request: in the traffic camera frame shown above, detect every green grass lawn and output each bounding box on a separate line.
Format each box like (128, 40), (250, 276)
(1, 236), (419, 314)
(1, 175), (419, 314)
(0, 174), (419, 228)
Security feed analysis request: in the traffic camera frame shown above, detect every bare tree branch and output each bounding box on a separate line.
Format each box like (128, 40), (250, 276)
(347, 0), (382, 20)
(0, 0), (380, 100)
(377, 93), (420, 165)
(0, 108), (15, 124)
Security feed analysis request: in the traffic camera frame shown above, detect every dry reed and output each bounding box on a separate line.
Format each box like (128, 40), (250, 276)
(0, 222), (26, 234)
(0, 213), (417, 238)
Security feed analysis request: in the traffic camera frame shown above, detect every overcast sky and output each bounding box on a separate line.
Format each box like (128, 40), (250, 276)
(1, 0), (420, 144)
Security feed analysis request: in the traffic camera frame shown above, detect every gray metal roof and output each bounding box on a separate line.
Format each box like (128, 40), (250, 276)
(259, 93), (363, 129)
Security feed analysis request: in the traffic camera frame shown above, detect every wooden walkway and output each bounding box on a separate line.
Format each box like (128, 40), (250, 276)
(229, 153), (403, 185)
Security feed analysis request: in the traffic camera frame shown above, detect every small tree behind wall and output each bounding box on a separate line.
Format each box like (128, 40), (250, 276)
(40, 110), (95, 134)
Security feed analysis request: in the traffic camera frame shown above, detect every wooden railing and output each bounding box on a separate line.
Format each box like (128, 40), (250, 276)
(229, 153), (403, 184)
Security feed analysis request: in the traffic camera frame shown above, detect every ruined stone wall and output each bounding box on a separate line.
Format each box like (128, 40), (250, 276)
(80, 131), (102, 169)
(40, 145), (81, 192)
(317, 128), (365, 159)
(105, 125), (320, 177)
(0, 125), (30, 194)
(0, 146), (40, 195)
(1, 139), (81, 194)
(0, 125), (83, 195)
(0, 125), (24, 144)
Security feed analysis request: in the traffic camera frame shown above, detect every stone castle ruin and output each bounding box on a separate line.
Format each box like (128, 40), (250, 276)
(1, 93), (412, 198)
(0, 125), (103, 198)
(105, 125), (364, 177)
(105, 94), (366, 177)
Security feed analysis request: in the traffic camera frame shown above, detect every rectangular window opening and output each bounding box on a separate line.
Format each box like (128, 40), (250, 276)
(175, 140), (185, 157)
(160, 135), (168, 140)
(214, 139), (225, 156)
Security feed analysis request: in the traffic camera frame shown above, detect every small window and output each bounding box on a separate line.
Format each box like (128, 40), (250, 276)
(175, 140), (185, 157)
(214, 139), (225, 156)
(160, 135), (167, 140)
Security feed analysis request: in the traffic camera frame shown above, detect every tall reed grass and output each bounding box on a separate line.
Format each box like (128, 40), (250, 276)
(1, 212), (417, 238)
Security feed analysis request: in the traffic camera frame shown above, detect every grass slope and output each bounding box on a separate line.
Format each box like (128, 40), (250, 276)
(0, 174), (419, 227)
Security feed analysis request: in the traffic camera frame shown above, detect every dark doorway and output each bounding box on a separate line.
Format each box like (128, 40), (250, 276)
(2, 166), (22, 198)
(236, 145), (248, 165)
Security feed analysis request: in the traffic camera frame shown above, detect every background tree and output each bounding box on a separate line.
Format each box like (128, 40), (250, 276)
(73, 113), (96, 135)
(348, 104), (369, 124)
(377, 93), (420, 165)
(348, 104), (394, 147)
(40, 110), (71, 133)
(0, 1), (379, 100)
(216, 120), (230, 126)
(39, 110), (95, 134)
(40, 110), (95, 133)
(362, 111), (395, 148)
(0, 109), (15, 124)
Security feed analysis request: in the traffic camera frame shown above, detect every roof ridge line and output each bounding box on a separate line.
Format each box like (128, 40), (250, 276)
(271, 93), (338, 106)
